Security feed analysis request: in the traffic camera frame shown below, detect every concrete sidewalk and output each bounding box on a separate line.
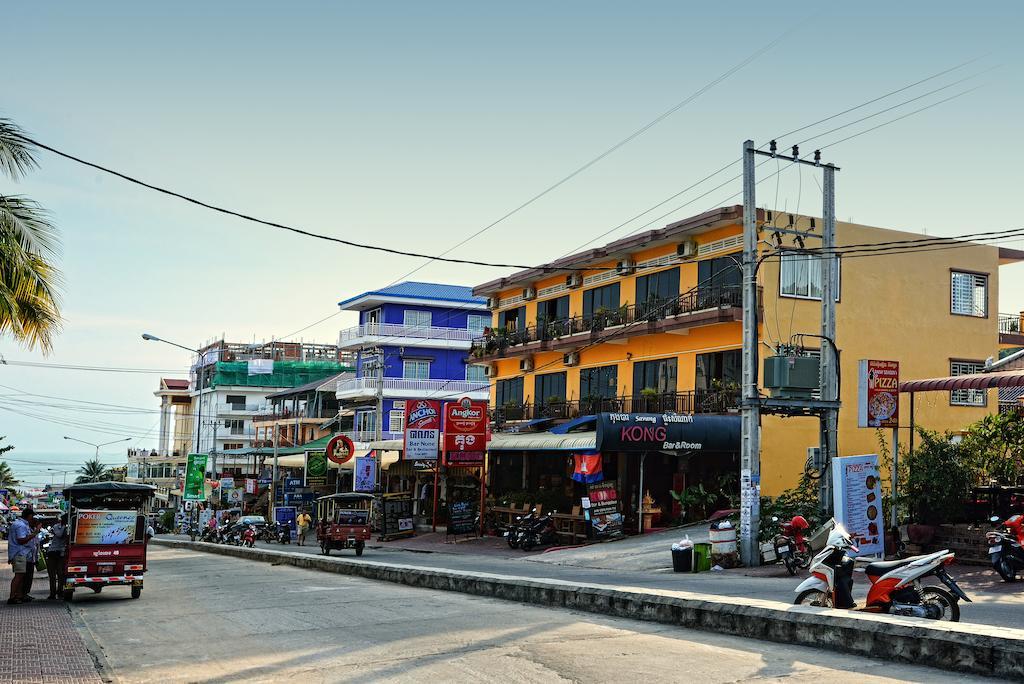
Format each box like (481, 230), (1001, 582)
(0, 558), (102, 684)
(156, 537), (1024, 678)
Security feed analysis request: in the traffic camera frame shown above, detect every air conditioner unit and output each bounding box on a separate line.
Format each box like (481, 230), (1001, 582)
(486, 296), (500, 310)
(519, 357), (534, 372)
(483, 364), (498, 378)
(676, 240), (698, 259)
(616, 259), (635, 275)
(566, 272), (583, 288)
(563, 351), (580, 367)
(522, 286), (537, 301)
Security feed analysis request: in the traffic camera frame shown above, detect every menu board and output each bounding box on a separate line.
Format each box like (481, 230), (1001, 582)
(831, 454), (884, 557)
(381, 497), (415, 540)
(448, 499), (477, 536)
(587, 480), (623, 539)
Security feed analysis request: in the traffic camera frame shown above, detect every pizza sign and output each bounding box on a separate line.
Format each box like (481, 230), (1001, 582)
(858, 360), (899, 428)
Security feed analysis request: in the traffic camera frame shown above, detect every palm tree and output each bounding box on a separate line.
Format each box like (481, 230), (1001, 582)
(0, 461), (19, 490)
(75, 458), (110, 484)
(0, 118), (62, 353)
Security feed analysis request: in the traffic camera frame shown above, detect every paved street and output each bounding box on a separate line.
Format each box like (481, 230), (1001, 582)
(75, 546), (989, 683)
(167, 532), (1024, 630)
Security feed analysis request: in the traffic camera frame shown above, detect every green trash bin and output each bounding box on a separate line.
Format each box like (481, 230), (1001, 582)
(692, 542), (713, 572)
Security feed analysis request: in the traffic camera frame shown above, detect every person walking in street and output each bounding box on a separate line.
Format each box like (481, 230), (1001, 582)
(7, 507), (41, 604)
(45, 514), (68, 600)
(296, 510), (312, 546)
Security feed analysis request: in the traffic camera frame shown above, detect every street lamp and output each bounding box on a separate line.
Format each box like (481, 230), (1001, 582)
(144, 333), (207, 540)
(47, 468), (76, 488)
(63, 435), (132, 459)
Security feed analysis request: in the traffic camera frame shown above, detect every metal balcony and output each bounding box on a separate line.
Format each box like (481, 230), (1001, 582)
(491, 389), (741, 425)
(335, 376), (490, 400)
(338, 323), (477, 349)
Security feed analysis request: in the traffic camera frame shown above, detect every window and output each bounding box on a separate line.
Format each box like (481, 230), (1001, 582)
(580, 365), (618, 399)
(633, 357), (678, 395)
(403, 309), (432, 328)
(695, 350), (742, 391)
(635, 267), (680, 305)
(496, 377), (524, 406)
(226, 395), (246, 409)
(951, 271), (988, 317)
(951, 360), (986, 406)
(403, 359), (430, 380)
(389, 410), (405, 433)
(222, 443), (243, 451)
(535, 372), (567, 403)
(780, 251), (840, 300)
(498, 306), (526, 330)
(537, 296), (569, 324)
(583, 283), (621, 319)
(697, 256), (742, 290)
(225, 419), (245, 435)
(467, 314), (490, 334)
(365, 308), (381, 325)
(355, 411), (376, 434)
(466, 364), (488, 382)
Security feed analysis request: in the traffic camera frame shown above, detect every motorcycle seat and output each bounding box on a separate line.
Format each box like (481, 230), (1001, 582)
(864, 559), (911, 575)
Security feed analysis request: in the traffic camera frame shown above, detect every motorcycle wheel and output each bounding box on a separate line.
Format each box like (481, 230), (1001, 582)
(783, 555), (797, 576)
(521, 536), (534, 552)
(795, 551), (812, 570)
(794, 589), (834, 608)
(507, 535), (519, 549)
(996, 557), (1017, 583)
(921, 586), (960, 622)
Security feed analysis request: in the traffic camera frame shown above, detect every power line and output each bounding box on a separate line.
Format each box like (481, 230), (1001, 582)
(0, 359), (183, 374)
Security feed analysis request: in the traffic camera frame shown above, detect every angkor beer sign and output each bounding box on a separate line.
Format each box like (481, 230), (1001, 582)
(444, 397), (487, 466)
(404, 399), (441, 462)
(596, 413), (741, 452)
(858, 360), (899, 429)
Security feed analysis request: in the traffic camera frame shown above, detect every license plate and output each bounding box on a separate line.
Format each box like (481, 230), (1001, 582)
(97, 566), (114, 574)
(990, 545), (1003, 554)
(777, 546), (790, 553)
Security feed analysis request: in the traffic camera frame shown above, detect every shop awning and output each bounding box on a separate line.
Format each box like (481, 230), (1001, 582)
(900, 370), (1024, 393)
(550, 415), (596, 434)
(272, 450), (401, 470)
(488, 431), (596, 451)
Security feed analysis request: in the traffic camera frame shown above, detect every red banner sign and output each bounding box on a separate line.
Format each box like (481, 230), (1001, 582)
(404, 399), (441, 461)
(443, 398), (487, 467)
(858, 360), (900, 429)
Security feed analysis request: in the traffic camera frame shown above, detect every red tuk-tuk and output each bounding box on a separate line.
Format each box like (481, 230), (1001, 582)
(315, 493), (373, 556)
(61, 482), (156, 601)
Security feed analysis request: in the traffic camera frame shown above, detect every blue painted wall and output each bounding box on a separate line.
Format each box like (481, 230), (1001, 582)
(359, 303), (485, 328)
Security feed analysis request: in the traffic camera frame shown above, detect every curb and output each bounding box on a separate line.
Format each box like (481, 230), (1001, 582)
(154, 538), (1024, 677)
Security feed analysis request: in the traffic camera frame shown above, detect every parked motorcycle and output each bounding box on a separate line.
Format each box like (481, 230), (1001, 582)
(794, 523), (969, 621)
(771, 515), (811, 576)
(520, 511), (557, 551)
(986, 514), (1024, 582)
(276, 521), (292, 545)
(505, 509), (537, 549)
(200, 525), (218, 543)
(241, 525), (256, 548)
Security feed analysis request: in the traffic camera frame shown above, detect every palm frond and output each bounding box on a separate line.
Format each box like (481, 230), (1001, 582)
(0, 119), (38, 181)
(0, 194), (60, 258)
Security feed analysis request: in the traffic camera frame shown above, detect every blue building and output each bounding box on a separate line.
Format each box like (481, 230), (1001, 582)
(335, 282), (491, 442)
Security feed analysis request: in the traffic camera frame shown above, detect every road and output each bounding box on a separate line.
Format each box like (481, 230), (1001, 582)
(73, 546), (990, 683)
(167, 533), (1024, 630)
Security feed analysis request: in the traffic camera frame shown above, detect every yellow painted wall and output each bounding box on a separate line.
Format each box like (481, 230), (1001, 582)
(483, 216), (1008, 497)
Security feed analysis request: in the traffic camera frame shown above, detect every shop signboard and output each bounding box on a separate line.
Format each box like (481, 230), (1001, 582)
(404, 399), (441, 462)
(305, 450), (328, 487)
(586, 480), (622, 538)
(183, 454), (208, 501)
(354, 455), (377, 492)
(326, 434), (356, 465)
(225, 487), (244, 505)
(448, 499), (477, 536)
(831, 454), (885, 557)
(858, 360), (900, 428)
(596, 414), (741, 452)
(443, 398), (487, 465)
(284, 478), (302, 491)
(73, 510), (144, 545)
(381, 496), (415, 540)
(245, 478), (257, 495)
(220, 476), (235, 491)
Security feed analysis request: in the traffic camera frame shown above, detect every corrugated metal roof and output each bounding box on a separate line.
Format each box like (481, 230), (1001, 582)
(338, 281), (485, 309)
(365, 431), (597, 452)
(901, 370), (1024, 393)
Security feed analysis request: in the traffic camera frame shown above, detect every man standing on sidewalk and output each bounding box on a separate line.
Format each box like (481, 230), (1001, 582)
(296, 510), (312, 546)
(7, 507), (41, 604)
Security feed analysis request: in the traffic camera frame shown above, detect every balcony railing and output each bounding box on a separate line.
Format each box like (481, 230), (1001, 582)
(340, 430), (404, 442)
(472, 285), (742, 357)
(336, 377), (490, 396)
(1000, 313), (1022, 335)
(252, 406), (339, 423)
(216, 403), (268, 414)
(339, 323), (477, 345)
(492, 389), (741, 425)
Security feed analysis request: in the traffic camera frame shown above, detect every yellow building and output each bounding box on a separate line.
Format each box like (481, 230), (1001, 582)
(472, 205), (1023, 523)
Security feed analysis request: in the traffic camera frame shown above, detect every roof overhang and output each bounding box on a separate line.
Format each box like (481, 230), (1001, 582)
(338, 294), (486, 312)
(900, 370), (1024, 393)
(1000, 247), (1024, 264)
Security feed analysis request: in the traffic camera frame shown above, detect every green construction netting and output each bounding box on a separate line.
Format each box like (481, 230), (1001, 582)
(209, 360), (350, 388)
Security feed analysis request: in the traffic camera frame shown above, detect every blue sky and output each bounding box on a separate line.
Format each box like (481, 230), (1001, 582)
(1, 2), (1022, 486)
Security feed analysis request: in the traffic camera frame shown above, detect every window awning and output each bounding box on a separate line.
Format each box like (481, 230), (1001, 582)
(900, 370), (1024, 393)
(364, 431), (598, 453)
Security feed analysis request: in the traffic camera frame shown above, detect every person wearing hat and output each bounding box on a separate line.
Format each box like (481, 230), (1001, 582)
(7, 507), (41, 604)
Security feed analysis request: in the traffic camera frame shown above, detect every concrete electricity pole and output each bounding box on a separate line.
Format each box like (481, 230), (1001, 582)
(739, 140), (761, 567)
(819, 164), (839, 515)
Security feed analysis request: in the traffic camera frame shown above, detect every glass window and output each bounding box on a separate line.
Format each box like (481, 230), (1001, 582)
(498, 306), (526, 330)
(695, 350), (742, 390)
(226, 395), (246, 408)
(583, 283), (621, 319)
(535, 372), (567, 403)
(780, 252), (840, 300)
(467, 314), (491, 334)
(580, 365), (618, 399)
(402, 359), (430, 380)
(355, 411), (376, 433)
(466, 364), (488, 382)
(537, 295), (569, 324)
(403, 309), (432, 328)
(951, 360), (986, 406)
(951, 271), (988, 317)
(632, 358), (678, 395)
(365, 308), (382, 325)
(496, 377), (524, 406)
(635, 267), (680, 305)
(697, 256), (742, 290)
(389, 410), (405, 433)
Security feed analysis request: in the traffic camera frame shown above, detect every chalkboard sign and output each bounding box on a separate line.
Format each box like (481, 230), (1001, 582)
(448, 500), (477, 537)
(380, 496), (415, 541)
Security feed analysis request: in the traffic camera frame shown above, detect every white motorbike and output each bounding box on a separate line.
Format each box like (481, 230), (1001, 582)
(794, 523), (969, 622)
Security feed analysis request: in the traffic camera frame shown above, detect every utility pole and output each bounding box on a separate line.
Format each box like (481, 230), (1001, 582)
(373, 347), (384, 493)
(739, 139), (761, 567)
(820, 163), (839, 516)
(271, 425), (279, 516)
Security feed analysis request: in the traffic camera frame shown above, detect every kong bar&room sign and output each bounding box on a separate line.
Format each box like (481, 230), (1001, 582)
(596, 413), (740, 452)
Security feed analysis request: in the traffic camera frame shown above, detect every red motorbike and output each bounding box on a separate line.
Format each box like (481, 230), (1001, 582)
(241, 525), (256, 548)
(772, 515), (811, 575)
